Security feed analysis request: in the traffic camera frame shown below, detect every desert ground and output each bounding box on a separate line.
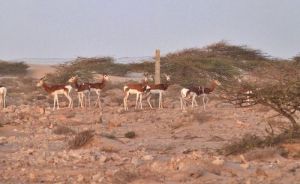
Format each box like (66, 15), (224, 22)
(1, 64), (300, 184)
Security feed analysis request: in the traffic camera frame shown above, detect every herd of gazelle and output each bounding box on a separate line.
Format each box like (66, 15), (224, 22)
(0, 73), (222, 111)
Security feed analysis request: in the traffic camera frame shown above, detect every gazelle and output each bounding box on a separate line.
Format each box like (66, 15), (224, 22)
(87, 74), (109, 108)
(180, 79), (221, 110)
(147, 74), (171, 109)
(123, 74), (151, 111)
(68, 75), (91, 108)
(36, 77), (73, 110)
(0, 86), (7, 108)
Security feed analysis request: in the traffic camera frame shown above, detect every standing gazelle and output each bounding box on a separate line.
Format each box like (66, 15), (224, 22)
(123, 74), (151, 111)
(0, 85), (7, 108)
(180, 79), (221, 110)
(36, 77), (73, 110)
(147, 74), (171, 109)
(88, 74), (109, 108)
(68, 75), (91, 108)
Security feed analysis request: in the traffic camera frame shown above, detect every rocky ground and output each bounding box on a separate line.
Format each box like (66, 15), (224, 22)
(1, 75), (300, 184)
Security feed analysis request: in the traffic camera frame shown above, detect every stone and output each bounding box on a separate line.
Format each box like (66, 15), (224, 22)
(143, 155), (154, 161)
(77, 174), (84, 182)
(212, 157), (225, 166)
(99, 155), (108, 163)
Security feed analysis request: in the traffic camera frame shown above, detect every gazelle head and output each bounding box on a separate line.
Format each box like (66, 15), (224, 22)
(103, 74), (109, 81)
(68, 75), (78, 83)
(36, 76), (46, 87)
(143, 72), (150, 82)
(148, 74), (154, 82)
(163, 74), (171, 81)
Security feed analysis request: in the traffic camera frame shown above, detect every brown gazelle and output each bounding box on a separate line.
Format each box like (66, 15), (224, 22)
(123, 74), (151, 111)
(147, 74), (171, 109)
(68, 75), (91, 108)
(0, 85), (7, 108)
(88, 74), (109, 108)
(180, 79), (221, 110)
(36, 77), (73, 110)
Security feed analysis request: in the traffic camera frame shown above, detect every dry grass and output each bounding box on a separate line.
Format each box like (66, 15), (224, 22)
(0, 61), (28, 76)
(124, 131), (136, 139)
(192, 111), (212, 124)
(100, 146), (120, 153)
(112, 168), (139, 184)
(68, 130), (94, 149)
(100, 132), (117, 139)
(202, 161), (222, 176)
(244, 147), (280, 161)
(53, 126), (76, 135)
(221, 128), (300, 155)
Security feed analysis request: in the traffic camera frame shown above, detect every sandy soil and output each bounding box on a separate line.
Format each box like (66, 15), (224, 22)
(0, 65), (300, 183)
(27, 64), (56, 79)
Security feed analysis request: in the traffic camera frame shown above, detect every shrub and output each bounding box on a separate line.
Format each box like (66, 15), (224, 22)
(0, 61), (28, 75)
(53, 126), (75, 135)
(68, 130), (94, 149)
(221, 128), (300, 155)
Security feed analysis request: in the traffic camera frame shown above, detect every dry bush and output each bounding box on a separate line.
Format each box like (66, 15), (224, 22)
(112, 168), (139, 184)
(244, 147), (280, 161)
(68, 130), (94, 149)
(100, 146), (120, 153)
(0, 61), (28, 76)
(44, 42), (265, 87)
(192, 111), (212, 123)
(221, 134), (264, 155)
(46, 57), (127, 83)
(169, 122), (185, 130)
(53, 126), (75, 135)
(202, 161), (222, 176)
(223, 61), (300, 129)
(100, 132), (117, 139)
(124, 131), (136, 139)
(221, 128), (300, 155)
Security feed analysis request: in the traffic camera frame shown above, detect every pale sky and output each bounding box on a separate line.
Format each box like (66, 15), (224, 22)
(0, 0), (300, 60)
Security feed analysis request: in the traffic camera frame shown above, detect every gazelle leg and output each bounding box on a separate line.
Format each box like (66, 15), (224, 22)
(98, 91), (101, 108)
(191, 95), (196, 108)
(64, 92), (72, 108)
(135, 93), (139, 109)
(88, 92), (91, 107)
(81, 93), (85, 107)
(139, 94), (143, 109)
(97, 94), (100, 108)
(180, 97), (183, 110)
(82, 93), (85, 108)
(56, 95), (60, 109)
(202, 95), (207, 111)
(0, 96), (3, 108)
(53, 96), (56, 110)
(123, 92), (129, 110)
(205, 96), (209, 110)
(80, 93), (83, 108)
(3, 93), (6, 108)
(147, 94), (153, 109)
(78, 93), (81, 107)
(181, 97), (187, 110)
(194, 95), (198, 107)
(158, 93), (162, 108)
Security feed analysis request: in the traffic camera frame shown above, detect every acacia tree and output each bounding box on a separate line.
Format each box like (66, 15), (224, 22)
(222, 62), (300, 130)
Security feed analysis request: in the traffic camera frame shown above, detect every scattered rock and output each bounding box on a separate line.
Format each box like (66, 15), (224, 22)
(212, 156), (225, 166)
(143, 155), (154, 161)
(77, 174), (84, 182)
